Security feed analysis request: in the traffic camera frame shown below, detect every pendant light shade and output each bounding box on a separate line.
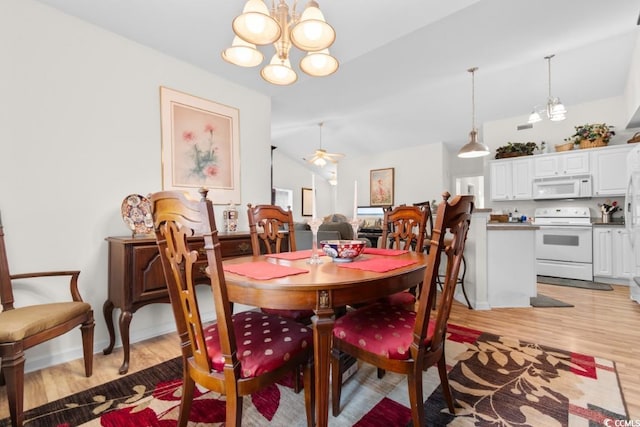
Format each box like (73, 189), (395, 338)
(290, 1), (336, 52)
(261, 54), (298, 85)
(232, 0), (281, 45)
(458, 67), (490, 159)
(299, 48), (339, 77)
(222, 36), (264, 67)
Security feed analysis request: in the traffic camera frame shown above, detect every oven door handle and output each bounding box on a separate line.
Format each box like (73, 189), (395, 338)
(536, 226), (592, 230)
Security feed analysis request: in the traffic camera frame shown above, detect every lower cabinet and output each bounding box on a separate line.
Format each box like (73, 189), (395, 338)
(592, 227), (632, 279)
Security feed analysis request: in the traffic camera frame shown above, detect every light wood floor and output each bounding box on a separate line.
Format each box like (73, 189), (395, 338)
(1, 283), (639, 421)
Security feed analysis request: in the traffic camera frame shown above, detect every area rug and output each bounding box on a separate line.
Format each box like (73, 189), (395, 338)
(530, 293), (575, 307)
(537, 275), (614, 291)
(0, 324), (627, 427)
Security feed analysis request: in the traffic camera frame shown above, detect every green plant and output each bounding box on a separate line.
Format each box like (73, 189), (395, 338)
(565, 123), (615, 145)
(495, 142), (539, 158)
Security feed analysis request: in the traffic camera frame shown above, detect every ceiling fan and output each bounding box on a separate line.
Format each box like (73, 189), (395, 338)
(306, 122), (344, 167)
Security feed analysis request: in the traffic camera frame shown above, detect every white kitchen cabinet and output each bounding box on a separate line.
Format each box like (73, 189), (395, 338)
(591, 145), (632, 196)
(489, 157), (533, 201)
(593, 226), (632, 279)
(533, 151), (589, 178)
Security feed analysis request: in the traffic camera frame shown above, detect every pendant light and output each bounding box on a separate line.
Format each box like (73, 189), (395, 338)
(528, 54), (567, 124)
(458, 67), (490, 159)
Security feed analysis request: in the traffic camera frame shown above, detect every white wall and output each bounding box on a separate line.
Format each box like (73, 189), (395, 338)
(272, 150), (334, 221)
(624, 32), (640, 128)
(336, 143), (449, 215)
(0, 0), (271, 371)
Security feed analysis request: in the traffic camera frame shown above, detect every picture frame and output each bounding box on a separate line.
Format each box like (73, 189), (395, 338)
(301, 187), (314, 217)
(160, 86), (241, 204)
(370, 168), (394, 206)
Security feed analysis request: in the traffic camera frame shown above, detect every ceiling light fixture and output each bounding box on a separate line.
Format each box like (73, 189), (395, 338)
(528, 54), (567, 124)
(222, 0), (338, 86)
(458, 67), (490, 159)
(307, 122), (344, 167)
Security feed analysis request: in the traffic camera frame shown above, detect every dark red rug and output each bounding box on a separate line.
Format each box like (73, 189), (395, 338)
(0, 324), (628, 426)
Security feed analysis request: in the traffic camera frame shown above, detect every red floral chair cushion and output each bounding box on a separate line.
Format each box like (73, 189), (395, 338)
(204, 311), (312, 378)
(333, 303), (434, 360)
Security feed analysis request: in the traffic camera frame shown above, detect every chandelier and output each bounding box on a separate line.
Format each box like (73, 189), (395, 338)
(222, 0), (338, 86)
(528, 54), (567, 124)
(458, 67), (490, 158)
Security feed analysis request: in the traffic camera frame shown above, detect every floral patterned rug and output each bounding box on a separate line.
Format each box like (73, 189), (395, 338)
(0, 324), (628, 426)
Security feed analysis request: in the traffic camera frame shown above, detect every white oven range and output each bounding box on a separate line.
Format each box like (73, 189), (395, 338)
(533, 207), (593, 281)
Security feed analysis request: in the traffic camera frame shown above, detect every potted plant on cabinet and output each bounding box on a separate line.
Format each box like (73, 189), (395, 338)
(565, 123), (615, 149)
(494, 142), (539, 159)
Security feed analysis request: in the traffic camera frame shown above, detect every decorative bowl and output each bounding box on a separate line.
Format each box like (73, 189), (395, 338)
(320, 240), (366, 262)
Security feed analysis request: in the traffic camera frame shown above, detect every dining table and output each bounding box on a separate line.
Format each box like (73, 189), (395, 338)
(222, 247), (429, 427)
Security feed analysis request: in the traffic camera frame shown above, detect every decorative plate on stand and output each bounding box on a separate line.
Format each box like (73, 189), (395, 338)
(121, 194), (153, 235)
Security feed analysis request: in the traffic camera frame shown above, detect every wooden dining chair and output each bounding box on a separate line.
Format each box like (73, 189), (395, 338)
(151, 190), (315, 427)
(246, 204), (315, 324)
(412, 201), (434, 253)
(0, 213), (94, 427)
(331, 192), (474, 426)
(376, 204), (428, 307)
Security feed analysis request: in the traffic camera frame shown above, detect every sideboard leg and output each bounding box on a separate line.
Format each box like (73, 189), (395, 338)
(102, 299), (115, 355)
(118, 310), (132, 375)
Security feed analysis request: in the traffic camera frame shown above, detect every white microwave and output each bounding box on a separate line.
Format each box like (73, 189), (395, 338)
(532, 174), (592, 200)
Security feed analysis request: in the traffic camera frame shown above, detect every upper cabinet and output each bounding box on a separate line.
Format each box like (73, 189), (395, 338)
(533, 151), (590, 178)
(489, 157), (533, 201)
(591, 145), (633, 197)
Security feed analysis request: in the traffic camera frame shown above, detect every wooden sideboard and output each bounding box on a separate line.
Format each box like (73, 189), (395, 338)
(103, 232), (252, 374)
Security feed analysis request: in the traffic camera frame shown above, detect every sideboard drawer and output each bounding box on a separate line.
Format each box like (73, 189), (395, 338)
(219, 237), (253, 258)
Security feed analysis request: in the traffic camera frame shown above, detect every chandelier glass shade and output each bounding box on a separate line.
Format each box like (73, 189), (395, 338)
(223, 0), (338, 86)
(458, 67), (490, 159)
(528, 54), (566, 124)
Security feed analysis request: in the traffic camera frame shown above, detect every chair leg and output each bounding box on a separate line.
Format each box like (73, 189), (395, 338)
(81, 318), (95, 377)
(293, 365), (302, 393)
(226, 393), (243, 427)
(178, 373), (196, 427)
(330, 348), (343, 416)
(437, 356), (456, 414)
(407, 368), (425, 427)
(377, 368), (386, 379)
(3, 352), (26, 427)
(303, 359), (315, 427)
(458, 255), (472, 309)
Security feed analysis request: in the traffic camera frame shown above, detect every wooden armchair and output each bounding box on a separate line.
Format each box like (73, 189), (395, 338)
(246, 204), (315, 324)
(151, 190), (315, 427)
(331, 192), (474, 426)
(0, 215), (94, 427)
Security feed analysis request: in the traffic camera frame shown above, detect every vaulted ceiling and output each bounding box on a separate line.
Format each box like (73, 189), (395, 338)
(36, 0), (639, 175)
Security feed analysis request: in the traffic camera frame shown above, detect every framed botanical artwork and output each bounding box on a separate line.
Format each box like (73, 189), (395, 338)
(301, 187), (314, 217)
(160, 86), (240, 204)
(370, 168), (394, 206)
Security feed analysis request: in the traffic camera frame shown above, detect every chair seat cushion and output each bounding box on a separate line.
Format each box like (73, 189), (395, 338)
(204, 310), (312, 378)
(260, 308), (314, 323)
(333, 303), (434, 360)
(377, 291), (416, 306)
(0, 302), (91, 342)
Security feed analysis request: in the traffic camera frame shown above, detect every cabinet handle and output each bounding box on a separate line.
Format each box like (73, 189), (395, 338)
(199, 266), (207, 275)
(238, 242), (251, 253)
(198, 247), (206, 256)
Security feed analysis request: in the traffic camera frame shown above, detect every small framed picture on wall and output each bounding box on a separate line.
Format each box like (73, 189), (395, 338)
(370, 168), (394, 206)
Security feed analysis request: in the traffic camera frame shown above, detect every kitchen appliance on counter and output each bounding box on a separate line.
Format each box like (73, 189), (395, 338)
(625, 146), (640, 303)
(533, 207), (593, 281)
